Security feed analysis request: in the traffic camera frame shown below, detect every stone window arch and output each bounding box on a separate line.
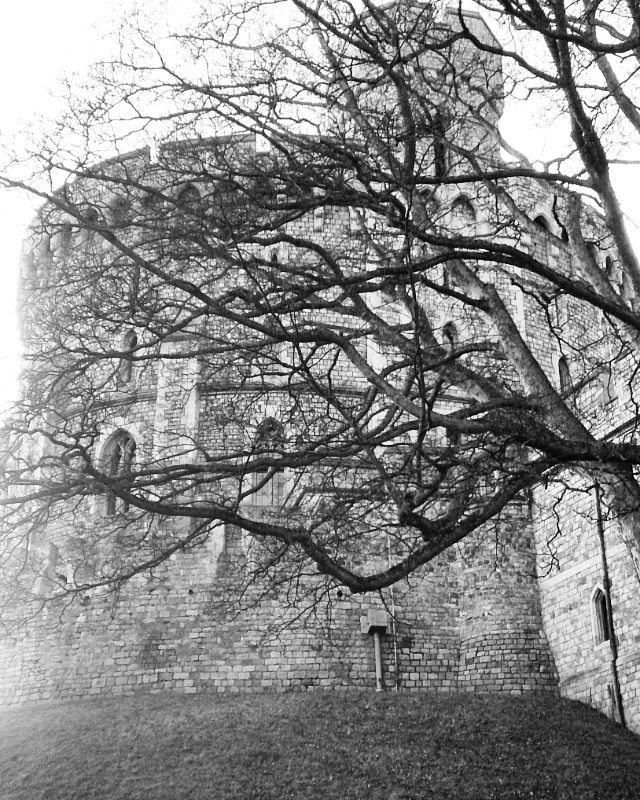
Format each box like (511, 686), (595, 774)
(442, 321), (459, 353)
(591, 585), (611, 645)
(117, 330), (138, 385)
(604, 255), (615, 280)
(141, 191), (167, 227)
(84, 205), (100, 224)
(531, 214), (553, 262)
(450, 195), (476, 234)
(52, 221), (75, 256)
(176, 183), (203, 222)
(249, 418), (286, 507)
(103, 430), (136, 516)
(82, 205), (100, 241)
(177, 182), (201, 204)
(586, 241), (601, 271)
(558, 356), (571, 393)
(533, 214), (551, 232)
(622, 269), (633, 301)
(446, 427), (461, 448)
(109, 195), (130, 226)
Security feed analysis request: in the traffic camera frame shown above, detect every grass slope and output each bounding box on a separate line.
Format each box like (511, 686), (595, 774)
(1, 691), (640, 799)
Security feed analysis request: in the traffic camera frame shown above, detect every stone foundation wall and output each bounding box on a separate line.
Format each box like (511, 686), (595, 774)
(0, 518), (558, 704)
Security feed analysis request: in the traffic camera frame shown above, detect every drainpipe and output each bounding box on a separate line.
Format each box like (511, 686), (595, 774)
(594, 481), (626, 728)
(387, 535), (400, 691)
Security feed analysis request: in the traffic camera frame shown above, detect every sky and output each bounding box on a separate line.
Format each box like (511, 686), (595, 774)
(0, 2), (133, 409)
(0, 1), (205, 411)
(0, 1), (639, 412)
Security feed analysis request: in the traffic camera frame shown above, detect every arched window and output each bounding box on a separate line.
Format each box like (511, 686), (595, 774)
(249, 419), (286, 507)
(176, 183), (203, 230)
(84, 205), (99, 226)
(442, 321), (459, 353)
(142, 191), (166, 225)
(591, 586), (611, 645)
(103, 431), (136, 516)
(177, 183), (201, 208)
(532, 215), (552, 262)
(207, 179), (246, 240)
(446, 427), (461, 448)
(533, 214), (550, 232)
(117, 330), (137, 385)
(604, 255), (615, 280)
(109, 196), (130, 226)
(79, 205), (102, 249)
(450, 196), (476, 234)
(586, 241), (600, 268)
(53, 222), (74, 256)
(558, 356), (571, 393)
(622, 269), (633, 301)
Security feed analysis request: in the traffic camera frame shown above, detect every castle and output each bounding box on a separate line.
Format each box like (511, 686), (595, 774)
(1, 2), (640, 732)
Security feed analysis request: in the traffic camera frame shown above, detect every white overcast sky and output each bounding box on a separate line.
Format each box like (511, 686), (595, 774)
(0, 2), (134, 409)
(0, 1), (638, 411)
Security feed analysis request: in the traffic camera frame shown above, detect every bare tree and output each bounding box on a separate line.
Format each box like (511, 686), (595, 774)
(2, 0), (640, 616)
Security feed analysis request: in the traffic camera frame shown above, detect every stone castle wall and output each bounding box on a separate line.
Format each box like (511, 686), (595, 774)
(6, 7), (640, 733)
(0, 151), (601, 712)
(534, 478), (640, 731)
(0, 515), (558, 703)
(4, 165), (626, 720)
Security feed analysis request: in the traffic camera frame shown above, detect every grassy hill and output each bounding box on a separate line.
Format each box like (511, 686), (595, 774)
(1, 690), (640, 799)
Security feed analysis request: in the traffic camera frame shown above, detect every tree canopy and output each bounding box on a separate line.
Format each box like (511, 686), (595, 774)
(2, 0), (640, 612)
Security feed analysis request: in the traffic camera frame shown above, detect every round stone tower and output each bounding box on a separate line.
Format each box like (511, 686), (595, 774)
(0, 2), (565, 703)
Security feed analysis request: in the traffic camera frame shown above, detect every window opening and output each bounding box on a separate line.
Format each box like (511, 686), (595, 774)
(118, 330), (137, 385)
(604, 255), (614, 279)
(586, 241), (600, 270)
(142, 191), (166, 229)
(210, 179), (244, 240)
(450, 196), (476, 234)
(104, 432), (136, 516)
(109, 196), (130, 226)
(532, 215), (552, 261)
(79, 206), (102, 249)
(533, 215), (550, 232)
(177, 183), (202, 213)
(442, 321), (459, 353)
(558, 356), (571, 393)
(55, 222), (74, 255)
(592, 587), (611, 644)
(84, 205), (99, 225)
(446, 427), (461, 447)
(250, 419), (286, 507)
(622, 269), (633, 301)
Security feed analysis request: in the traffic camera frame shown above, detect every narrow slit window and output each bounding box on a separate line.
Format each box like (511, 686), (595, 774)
(104, 432), (136, 516)
(118, 330), (138, 385)
(592, 587), (611, 644)
(558, 356), (571, 393)
(250, 419), (286, 507)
